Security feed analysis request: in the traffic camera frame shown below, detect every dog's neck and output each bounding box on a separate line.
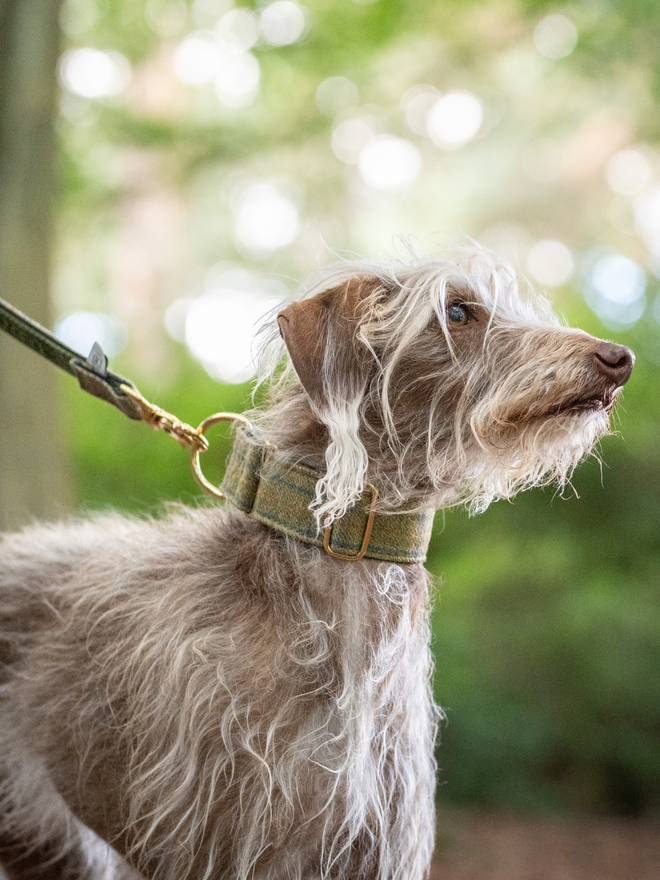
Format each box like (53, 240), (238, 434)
(261, 387), (329, 468)
(254, 383), (442, 509)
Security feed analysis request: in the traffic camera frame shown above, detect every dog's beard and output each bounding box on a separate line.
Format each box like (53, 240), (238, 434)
(421, 399), (612, 515)
(466, 406), (610, 512)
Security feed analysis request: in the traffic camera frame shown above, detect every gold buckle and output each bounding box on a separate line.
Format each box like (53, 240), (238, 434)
(190, 412), (252, 500)
(323, 483), (378, 561)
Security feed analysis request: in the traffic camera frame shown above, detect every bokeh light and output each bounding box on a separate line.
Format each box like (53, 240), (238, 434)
(332, 117), (377, 164)
(585, 252), (647, 328)
(174, 31), (222, 84)
(260, 1), (308, 46)
(234, 182), (301, 253)
(216, 8), (259, 51)
(163, 297), (194, 343)
(173, 27), (260, 107)
(214, 51), (260, 107)
(533, 15), (578, 60)
(527, 239), (574, 288)
(316, 76), (360, 117)
(59, 48), (132, 99)
(401, 84), (440, 136)
(427, 91), (483, 150)
(168, 274), (285, 382)
(55, 311), (128, 358)
(186, 290), (277, 382)
(605, 149), (652, 195)
(358, 135), (422, 191)
(634, 185), (660, 250)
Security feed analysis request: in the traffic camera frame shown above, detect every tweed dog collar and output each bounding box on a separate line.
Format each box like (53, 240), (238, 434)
(221, 428), (435, 564)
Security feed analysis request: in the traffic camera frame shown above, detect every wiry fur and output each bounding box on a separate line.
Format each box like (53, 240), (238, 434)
(0, 246), (632, 880)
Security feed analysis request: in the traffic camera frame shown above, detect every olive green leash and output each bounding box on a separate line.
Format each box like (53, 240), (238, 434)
(0, 295), (434, 563)
(0, 295), (144, 420)
(0, 293), (215, 471)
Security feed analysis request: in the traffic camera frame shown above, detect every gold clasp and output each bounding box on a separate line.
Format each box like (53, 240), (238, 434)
(119, 384), (209, 453)
(119, 383), (251, 501)
(190, 412), (252, 500)
(323, 483), (378, 561)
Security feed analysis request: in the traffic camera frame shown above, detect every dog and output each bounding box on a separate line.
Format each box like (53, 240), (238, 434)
(0, 246), (633, 880)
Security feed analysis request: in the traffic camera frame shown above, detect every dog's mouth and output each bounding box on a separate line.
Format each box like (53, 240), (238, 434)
(501, 383), (623, 426)
(545, 385), (621, 418)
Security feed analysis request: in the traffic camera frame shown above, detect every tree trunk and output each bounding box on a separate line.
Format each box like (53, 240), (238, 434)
(0, 0), (71, 529)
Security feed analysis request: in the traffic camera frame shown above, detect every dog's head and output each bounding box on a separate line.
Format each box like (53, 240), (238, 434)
(272, 247), (633, 525)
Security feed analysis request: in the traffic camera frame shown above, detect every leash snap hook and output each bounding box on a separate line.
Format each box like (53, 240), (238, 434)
(191, 412), (253, 500)
(119, 384), (208, 451)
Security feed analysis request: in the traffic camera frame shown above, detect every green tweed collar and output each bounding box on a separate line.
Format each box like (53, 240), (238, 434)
(221, 428), (435, 564)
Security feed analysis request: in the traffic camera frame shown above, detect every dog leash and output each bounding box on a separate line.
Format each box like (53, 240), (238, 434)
(0, 295), (434, 562)
(0, 294), (243, 495)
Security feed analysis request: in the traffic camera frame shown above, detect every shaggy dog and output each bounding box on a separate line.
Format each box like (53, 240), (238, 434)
(0, 247), (633, 880)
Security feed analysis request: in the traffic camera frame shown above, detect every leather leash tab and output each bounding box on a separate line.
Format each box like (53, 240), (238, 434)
(68, 357), (144, 421)
(72, 340), (144, 421)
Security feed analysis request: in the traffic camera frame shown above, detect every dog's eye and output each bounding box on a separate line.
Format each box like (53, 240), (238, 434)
(447, 303), (470, 325)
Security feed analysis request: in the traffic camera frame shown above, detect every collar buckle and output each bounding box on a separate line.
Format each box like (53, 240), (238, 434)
(323, 483), (379, 561)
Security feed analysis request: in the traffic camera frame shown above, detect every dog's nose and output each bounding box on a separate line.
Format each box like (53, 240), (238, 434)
(593, 341), (635, 387)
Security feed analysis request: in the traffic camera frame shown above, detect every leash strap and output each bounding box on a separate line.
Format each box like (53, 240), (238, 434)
(0, 295), (208, 451)
(221, 428), (435, 564)
(0, 295), (144, 420)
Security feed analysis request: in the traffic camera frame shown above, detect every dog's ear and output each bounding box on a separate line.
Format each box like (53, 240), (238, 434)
(277, 279), (371, 408)
(277, 277), (378, 527)
(276, 295), (328, 406)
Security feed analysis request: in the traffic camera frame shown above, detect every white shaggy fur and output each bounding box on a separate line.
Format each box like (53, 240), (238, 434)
(312, 397), (369, 527)
(0, 513), (436, 880)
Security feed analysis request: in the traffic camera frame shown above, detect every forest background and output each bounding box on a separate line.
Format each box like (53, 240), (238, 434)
(1, 0), (659, 830)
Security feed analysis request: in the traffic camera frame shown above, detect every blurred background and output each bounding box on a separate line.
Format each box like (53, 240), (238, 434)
(1, 0), (659, 876)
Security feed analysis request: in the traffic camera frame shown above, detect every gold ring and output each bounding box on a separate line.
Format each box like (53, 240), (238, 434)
(190, 412), (252, 500)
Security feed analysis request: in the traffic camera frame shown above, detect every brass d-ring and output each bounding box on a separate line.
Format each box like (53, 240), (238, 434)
(191, 412), (252, 500)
